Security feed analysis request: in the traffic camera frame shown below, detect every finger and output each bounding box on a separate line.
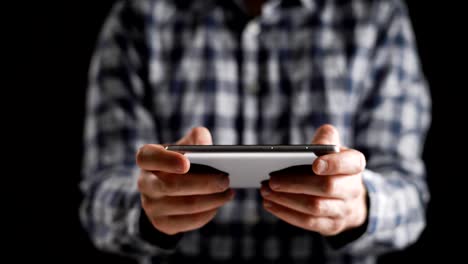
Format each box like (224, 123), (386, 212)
(269, 173), (361, 199)
(138, 170), (165, 199)
(176, 127), (213, 145)
(311, 124), (341, 146)
(146, 189), (235, 216)
(136, 144), (189, 173)
(312, 148), (366, 175)
(140, 170), (230, 197)
(151, 209), (218, 235)
(263, 201), (345, 236)
(260, 184), (347, 218)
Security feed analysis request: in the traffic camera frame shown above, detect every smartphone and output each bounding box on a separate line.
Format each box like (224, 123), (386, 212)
(166, 144), (339, 155)
(165, 144), (339, 188)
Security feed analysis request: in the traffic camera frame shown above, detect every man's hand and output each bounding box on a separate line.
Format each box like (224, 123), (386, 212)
(261, 124), (367, 236)
(136, 127), (234, 235)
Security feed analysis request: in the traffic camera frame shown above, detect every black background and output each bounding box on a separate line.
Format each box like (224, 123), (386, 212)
(17, 1), (466, 262)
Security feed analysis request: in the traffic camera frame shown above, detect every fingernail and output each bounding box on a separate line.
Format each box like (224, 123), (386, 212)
(139, 145), (150, 156)
(261, 187), (271, 196)
(264, 201), (272, 208)
(218, 177), (229, 190)
(229, 189), (236, 199)
(176, 165), (186, 173)
(269, 181), (280, 190)
(316, 159), (328, 174)
(176, 161), (188, 173)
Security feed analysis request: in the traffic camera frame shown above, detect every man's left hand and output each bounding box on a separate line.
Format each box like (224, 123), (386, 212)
(261, 124), (368, 236)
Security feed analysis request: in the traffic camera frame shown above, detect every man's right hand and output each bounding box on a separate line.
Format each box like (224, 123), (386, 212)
(136, 127), (234, 235)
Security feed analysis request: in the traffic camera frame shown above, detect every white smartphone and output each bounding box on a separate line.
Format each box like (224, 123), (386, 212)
(166, 144), (339, 188)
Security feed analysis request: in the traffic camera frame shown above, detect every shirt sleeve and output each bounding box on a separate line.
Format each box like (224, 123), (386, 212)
(78, 0), (178, 258)
(325, 0), (431, 257)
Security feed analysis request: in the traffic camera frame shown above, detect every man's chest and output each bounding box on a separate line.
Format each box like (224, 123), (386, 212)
(146, 11), (368, 145)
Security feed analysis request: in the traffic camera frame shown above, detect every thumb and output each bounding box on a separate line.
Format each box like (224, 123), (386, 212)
(311, 124), (341, 147)
(176, 127), (213, 145)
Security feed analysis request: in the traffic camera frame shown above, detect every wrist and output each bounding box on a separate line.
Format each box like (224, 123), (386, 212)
(139, 207), (183, 250)
(325, 191), (370, 249)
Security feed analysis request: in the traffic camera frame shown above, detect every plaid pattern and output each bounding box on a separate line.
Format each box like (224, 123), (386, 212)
(80, 0), (431, 263)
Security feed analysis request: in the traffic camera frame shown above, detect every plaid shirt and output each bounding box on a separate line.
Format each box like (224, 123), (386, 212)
(80, 0), (431, 263)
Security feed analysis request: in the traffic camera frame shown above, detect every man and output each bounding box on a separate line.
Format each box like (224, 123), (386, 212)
(80, 0), (431, 263)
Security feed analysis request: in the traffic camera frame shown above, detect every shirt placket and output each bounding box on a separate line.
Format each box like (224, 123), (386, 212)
(241, 19), (261, 144)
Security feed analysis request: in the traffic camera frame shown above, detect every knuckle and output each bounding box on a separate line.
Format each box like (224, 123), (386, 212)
(350, 185), (362, 199)
(157, 177), (177, 194)
(328, 219), (345, 235)
(317, 200), (328, 215)
(142, 198), (166, 217)
(164, 180), (179, 194)
(308, 198), (323, 215)
(140, 195), (151, 209)
(321, 179), (337, 196)
(343, 205), (352, 217)
(137, 174), (146, 191)
(359, 152), (367, 171)
(305, 217), (317, 230)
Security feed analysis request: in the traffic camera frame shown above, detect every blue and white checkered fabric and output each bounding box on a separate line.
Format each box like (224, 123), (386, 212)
(80, 0), (431, 263)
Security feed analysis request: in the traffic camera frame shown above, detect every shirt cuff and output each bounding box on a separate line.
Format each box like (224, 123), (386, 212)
(138, 207), (184, 250)
(324, 194), (370, 249)
(323, 169), (427, 257)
